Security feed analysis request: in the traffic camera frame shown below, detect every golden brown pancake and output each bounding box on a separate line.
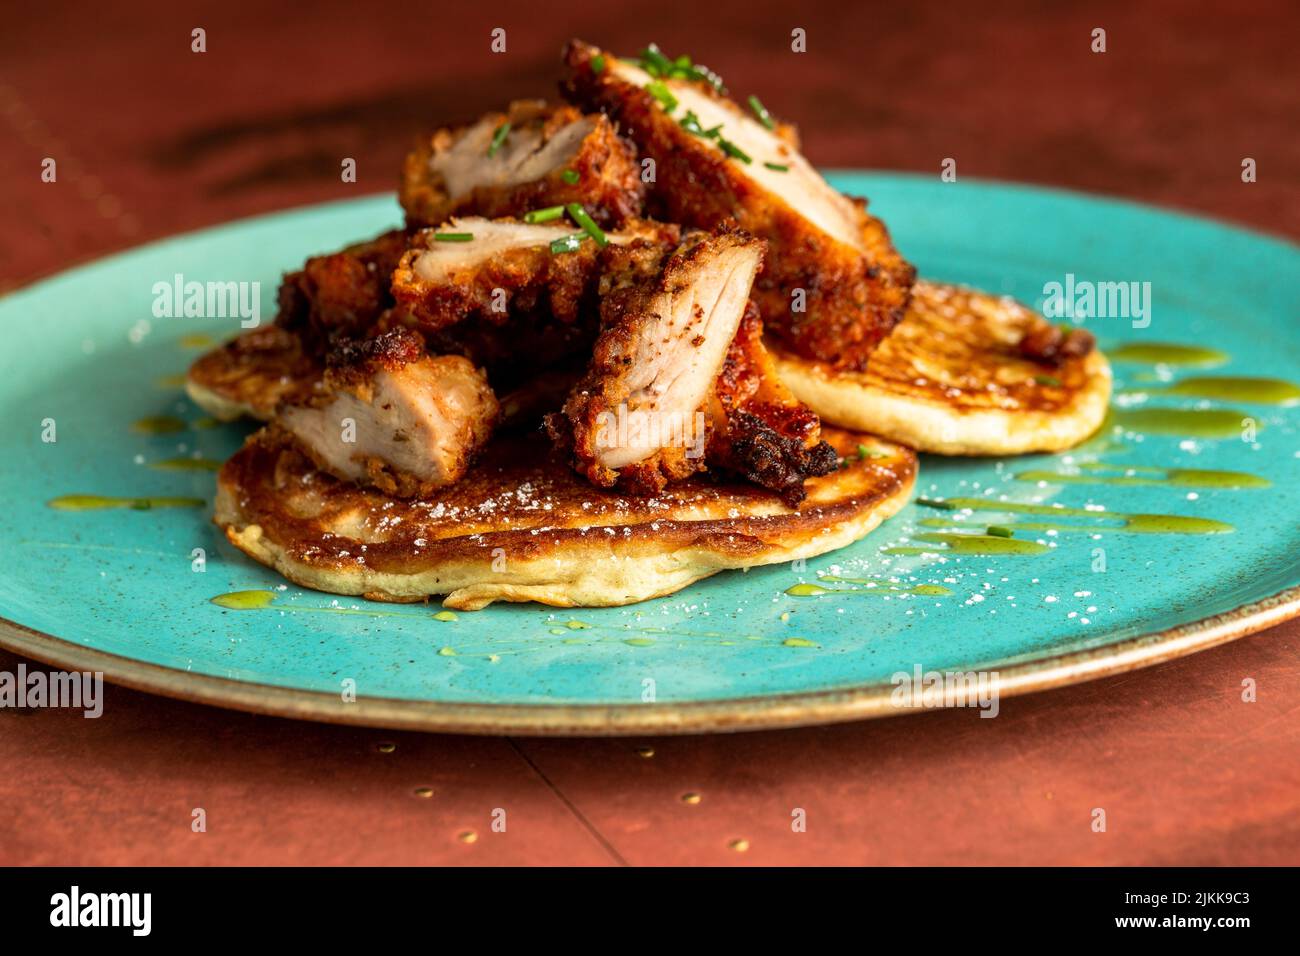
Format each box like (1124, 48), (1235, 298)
(214, 426), (916, 610)
(771, 280), (1112, 455)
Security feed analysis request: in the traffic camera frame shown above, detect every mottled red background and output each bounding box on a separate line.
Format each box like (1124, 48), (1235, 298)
(1, 0), (1297, 865)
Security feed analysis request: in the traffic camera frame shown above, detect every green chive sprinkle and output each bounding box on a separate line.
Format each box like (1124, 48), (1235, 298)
(591, 53), (606, 74)
(747, 94), (776, 130)
(856, 444), (886, 460)
(550, 233), (588, 255)
(703, 123), (723, 140)
(565, 203), (607, 247)
(645, 79), (678, 113)
(764, 161), (790, 172)
(640, 43), (673, 77)
(986, 525), (1015, 538)
(433, 232), (474, 242)
(1034, 374), (1062, 387)
(524, 206), (565, 224)
(561, 168), (580, 184)
(719, 137), (752, 164)
(487, 121), (511, 158)
(680, 110), (706, 136)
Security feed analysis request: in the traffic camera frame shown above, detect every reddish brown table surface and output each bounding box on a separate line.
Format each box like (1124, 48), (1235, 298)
(1, 0), (1297, 865)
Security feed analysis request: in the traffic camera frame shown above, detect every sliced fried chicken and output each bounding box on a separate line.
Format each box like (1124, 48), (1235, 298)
(277, 327), (499, 497)
(275, 228), (412, 351)
(548, 228), (764, 495)
(401, 100), (644, 229)
(391, 216), (679, 333)
(563, 40), (915, 371)
(706, 304), (839, 506)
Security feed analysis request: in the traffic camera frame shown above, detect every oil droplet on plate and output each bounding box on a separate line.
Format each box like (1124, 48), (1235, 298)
(132, 415), (186, 434)
(210, 589), (276, 610)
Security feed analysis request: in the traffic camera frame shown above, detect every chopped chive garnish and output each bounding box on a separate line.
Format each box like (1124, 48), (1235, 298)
(702, 123), (723, 139)
(679, 110), (706, 137)
(640, 43), (673, 77)
(433, 232), (474, 242)
(645, 79), (678, 113)
(550, 233), (588, 255)
(565, 203), (607, 247)
(561, 168), (580, 184)
(916, 497), (954, 510)
(524, 206), (565, 224)
(986, 525), (1014, 538)
(718, 137), (752, 164)
(591, 53), (606, 74)
(487, 121), (511, 158)
(764, 161), (790, 172)
(856, 444), (886, 460)
(747, 94), (776, 130)
(1034, 374), (1062, 387)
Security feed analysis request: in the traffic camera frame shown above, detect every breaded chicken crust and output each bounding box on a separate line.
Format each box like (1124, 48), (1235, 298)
(401, 100), (645, 228)
(563, 40), (915, 371)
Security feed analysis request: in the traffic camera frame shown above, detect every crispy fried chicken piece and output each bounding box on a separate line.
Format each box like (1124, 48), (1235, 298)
(275, 228), (412, 351)
(548, 228), (764, 495)
(391, 216), (680, 332)
(706, 305), (839, 506)
(186, 324), (323, 421)
(401, 100), (644, 228)
(1017, 322), (1097, 365)
(563, 40), (915, 372)
(276, 327), (499, 497)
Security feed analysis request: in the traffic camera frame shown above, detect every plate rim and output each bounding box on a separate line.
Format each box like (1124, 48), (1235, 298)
(2, 585), (1296, 735)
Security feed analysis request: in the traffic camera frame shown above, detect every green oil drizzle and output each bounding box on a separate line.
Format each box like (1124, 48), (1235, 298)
(1153, 376), (1300, 405)
(156, 373), (188, 388)
(49, 494), (205, 511)
(210, 590), (447, 619)
(433, 610), (458, 622)
(150, 457), (222, 472)
(624, 638), (656, 647)
(210, 589), (277, 610)
(918, 497), (1233, 535)
(883, 532), (1051, 556)
(1014, 466), (1269, 489)
(437, 646), (457, 656)
(785, 579), (953, 597)
(783, 637), (819, 648)
(133, 415), (187, 434)
(178, 334), (214, 349)
(1107, 343), (1228, 366)
(1113, 407), (1253, 438)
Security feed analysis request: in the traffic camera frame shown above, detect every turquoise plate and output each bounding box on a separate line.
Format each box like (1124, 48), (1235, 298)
(2, 173), (1298, 734)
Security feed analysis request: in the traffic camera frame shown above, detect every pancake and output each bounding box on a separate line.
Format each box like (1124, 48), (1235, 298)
(186, 325), (322, 422)
(772, 280), (1112, 455)
(214, 426), (916, 610)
